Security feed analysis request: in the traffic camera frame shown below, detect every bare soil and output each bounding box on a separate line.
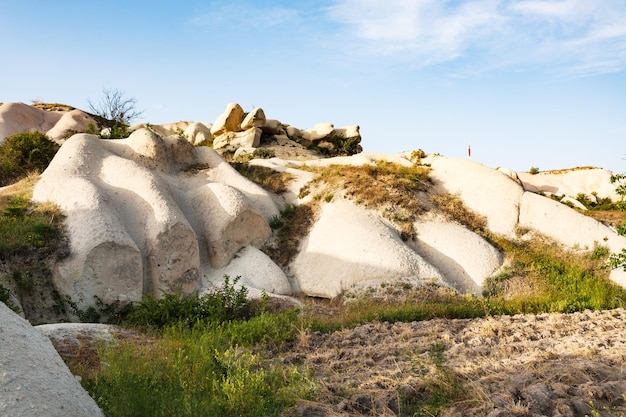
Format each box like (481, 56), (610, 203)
(283, 308), (626, 417)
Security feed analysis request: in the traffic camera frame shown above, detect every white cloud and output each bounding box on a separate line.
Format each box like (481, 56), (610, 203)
(328, 0), (503, 62)
(510, 0), (594, 21)
(189, 3), (301, 29)
(327, 0), (626, 76)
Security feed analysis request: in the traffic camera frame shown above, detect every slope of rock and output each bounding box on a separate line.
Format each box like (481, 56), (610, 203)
(291, 199), (446, 298)
(0, 302), (104, 417)
(0, 102), (96, 143)
(518, 167), (620, 201)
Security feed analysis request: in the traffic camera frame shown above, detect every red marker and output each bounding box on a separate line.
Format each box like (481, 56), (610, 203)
(468, 145), (471, 158)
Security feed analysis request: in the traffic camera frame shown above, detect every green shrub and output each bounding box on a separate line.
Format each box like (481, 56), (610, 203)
(125, 275), (255, 329)
(0, 131), (59, 186)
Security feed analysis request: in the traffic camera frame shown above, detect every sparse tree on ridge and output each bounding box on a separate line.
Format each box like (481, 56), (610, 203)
(87, 87), (143, 125)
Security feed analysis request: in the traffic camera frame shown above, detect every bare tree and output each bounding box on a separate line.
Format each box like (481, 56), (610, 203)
(87, 88), (143, 125)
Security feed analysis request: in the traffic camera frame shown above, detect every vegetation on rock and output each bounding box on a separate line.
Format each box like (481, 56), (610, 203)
(0, 131), (60, 186)
(609, 172), (626, 270)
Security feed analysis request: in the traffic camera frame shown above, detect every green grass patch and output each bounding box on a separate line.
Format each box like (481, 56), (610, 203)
(0, 194), (63, 259)
(84, 312), (311, 417)
(77, 276), (313, 417)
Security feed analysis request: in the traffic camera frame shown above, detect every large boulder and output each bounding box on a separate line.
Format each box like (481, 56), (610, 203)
(210, 102), (244, 136)
(204, 246), (293, 295)
(0, 302), (104, 417)
(213, 127), (262, 150)
(241, 107), (266, 130)
(291, 200), (445, 298)
(303, 122), (335, 141)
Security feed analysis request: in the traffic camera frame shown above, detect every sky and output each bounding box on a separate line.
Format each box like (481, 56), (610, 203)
(1, 0), (625, 173)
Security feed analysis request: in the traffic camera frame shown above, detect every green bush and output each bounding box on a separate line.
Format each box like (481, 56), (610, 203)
(0, 131), (59, 186)
(125, 275), (256, 329)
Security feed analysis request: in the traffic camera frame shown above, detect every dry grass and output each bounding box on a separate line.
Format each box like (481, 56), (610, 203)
(430, 192), (488, 233)
(301, 161), (431, 240)
(30, 102), (75, 112)
(584, 209), (626, 227)
(0, 172), (40, 201)
(230, 163), (294, 194)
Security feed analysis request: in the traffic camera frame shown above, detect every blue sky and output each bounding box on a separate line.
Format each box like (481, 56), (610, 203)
(1, 0), (625, 173)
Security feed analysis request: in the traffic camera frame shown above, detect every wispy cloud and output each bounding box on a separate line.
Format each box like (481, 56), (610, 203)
(326, 0), (626, 76)
(189, 3), (302, 29)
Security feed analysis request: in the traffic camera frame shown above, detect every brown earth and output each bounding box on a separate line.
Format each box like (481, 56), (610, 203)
(281, 308), (626, 417)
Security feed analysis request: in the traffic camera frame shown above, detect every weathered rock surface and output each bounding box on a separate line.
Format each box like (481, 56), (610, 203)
(0, 102), (96, 143)
(519, 167), (620, 201)
(32, 130), (281, 311)
(0, 302), (104, 417)
(210, 102), (244, 136)
(519, 191), (626, 286)
(411, 216), (504, 294)
(426, 155), (524, 237)
(291, 200), (446, 298)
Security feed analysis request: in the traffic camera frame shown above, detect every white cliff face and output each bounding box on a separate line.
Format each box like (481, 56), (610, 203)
(0, 302), (105, 417)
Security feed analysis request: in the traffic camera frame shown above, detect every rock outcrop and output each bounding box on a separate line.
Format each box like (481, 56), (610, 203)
(209, 102), (362, 157)
(2, 100), (624, 310)
(0, 302), (104, 417)
(518, 167), (620, 202)
(32, 130), (283, 312)
(291, 200), (446, 298)
(0, 102), (96, 143)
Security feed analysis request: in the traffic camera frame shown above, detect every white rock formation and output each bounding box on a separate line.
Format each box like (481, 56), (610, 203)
(518, 168), (621, 201)
(33, 130), (282, 311)
(291, 200), (446, 298)
(303, 122), (335, 141)
(426, 155), (524, 237)
(0, 102), (96, 143)
(0, 302), (104, 417)
(412, 217), (503, 294)
(45, 109), (97, 141)
(519, 191), (626, 286)
(183, 121), (213, 145)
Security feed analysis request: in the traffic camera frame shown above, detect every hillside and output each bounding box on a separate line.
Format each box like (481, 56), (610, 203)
(1, 101), (626, 416)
